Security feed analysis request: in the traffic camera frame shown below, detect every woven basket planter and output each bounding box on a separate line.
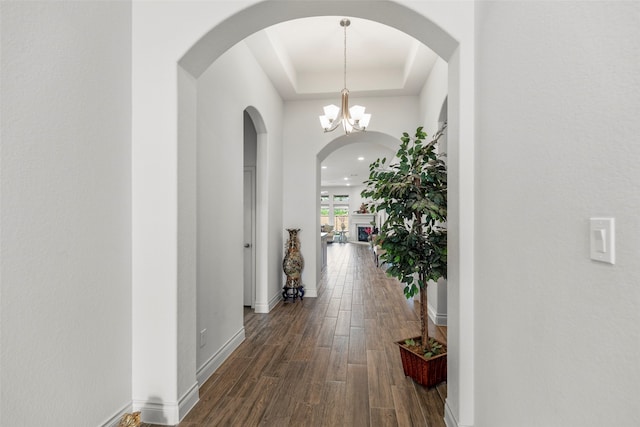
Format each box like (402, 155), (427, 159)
(396, 337), (447, 387)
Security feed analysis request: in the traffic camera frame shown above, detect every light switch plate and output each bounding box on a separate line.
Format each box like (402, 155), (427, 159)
(590, 217), (615, 264)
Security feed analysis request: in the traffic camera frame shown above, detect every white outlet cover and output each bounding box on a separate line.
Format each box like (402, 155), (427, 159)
(590, 217), (615, 264)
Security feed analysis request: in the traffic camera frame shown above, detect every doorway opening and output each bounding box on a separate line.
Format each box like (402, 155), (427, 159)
(243, 110), (257, 308)
(173, 3), (474, 427)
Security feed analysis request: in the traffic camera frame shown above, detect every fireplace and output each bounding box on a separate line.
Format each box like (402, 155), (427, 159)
(351, 213), (375, 244)
(357, 225), (372, 242)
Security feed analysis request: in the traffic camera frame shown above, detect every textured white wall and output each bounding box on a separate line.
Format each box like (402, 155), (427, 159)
(420, 57), (448, 135)
(196, 41), (284, 374)
(475, 2), (640, 426)
(132, 2), (251, 418)
(0, 2), (132, 426)
(177, 66), (199, 416)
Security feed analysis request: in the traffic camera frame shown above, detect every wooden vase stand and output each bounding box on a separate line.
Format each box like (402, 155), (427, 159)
(282, 284), (304, 302)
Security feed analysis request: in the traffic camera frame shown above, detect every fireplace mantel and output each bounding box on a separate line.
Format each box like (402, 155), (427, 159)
(350, 214), (376, 243)
(351, 213), (375, 223)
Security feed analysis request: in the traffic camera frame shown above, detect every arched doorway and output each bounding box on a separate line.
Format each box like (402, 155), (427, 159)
(133, 3), (475, 427)
(318, 132), (397, 267)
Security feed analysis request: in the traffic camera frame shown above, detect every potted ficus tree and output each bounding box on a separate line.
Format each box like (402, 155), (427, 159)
(361, 124), (447, 387)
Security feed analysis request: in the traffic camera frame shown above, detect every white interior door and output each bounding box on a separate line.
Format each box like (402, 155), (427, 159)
(243, 168), (256, 307)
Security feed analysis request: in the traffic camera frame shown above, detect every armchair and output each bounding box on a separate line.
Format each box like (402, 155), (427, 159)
(321, 224), (335, 243)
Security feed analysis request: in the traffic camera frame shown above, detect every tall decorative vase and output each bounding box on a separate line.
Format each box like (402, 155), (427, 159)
(282, 228), (305, 301)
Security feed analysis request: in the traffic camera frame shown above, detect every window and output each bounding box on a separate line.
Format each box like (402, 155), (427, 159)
(319, 191), (351, 230)
(320, 194), (330, 226)
(334, 194), (349, 231)
(334, 195), (349, 202)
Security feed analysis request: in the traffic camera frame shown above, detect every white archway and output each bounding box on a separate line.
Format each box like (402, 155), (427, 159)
(318, 130), (401, 162)
(317, 131), (398, 262)
(133, 3), (475, 426)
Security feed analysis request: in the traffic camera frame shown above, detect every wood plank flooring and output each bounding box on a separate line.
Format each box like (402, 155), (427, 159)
(144, 242), (447, 427)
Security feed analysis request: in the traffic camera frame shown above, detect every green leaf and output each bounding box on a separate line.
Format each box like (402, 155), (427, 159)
(361, 124), (448, 318)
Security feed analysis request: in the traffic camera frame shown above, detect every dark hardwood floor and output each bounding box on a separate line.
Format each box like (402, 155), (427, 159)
(144, 242), (447, 426)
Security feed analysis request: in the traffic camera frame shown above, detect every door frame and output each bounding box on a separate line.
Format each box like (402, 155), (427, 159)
(243, 166), (256, 308)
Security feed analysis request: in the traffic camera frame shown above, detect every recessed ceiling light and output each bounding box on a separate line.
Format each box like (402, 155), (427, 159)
(357, 156), (364, 161)
(346, 183), (351, 186)
(321, 165), (327, 169)
(344, 177), (349, 181)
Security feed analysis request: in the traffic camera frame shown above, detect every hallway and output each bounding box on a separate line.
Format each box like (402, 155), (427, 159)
(151, 242), (447, 426)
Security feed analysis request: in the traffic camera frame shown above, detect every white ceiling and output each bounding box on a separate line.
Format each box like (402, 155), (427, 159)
(321, 142), (395, 188)
(244, 16), (438, 186)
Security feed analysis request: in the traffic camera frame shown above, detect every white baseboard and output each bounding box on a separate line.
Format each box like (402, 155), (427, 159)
(196, 327), (245, 386)
(444, 399), (458, 427)
(268, 291), (282, 310)
(256, 286), (317, 313)
(133, 398), (179, 425)
(103, 385), (197, 427)
(110, 333), (241, 426)
(255, 291), (283, 313)
(179, 382), (199, 420)
(428, 302), (448, 326)
(100, 402), (132, 427)
(254, 300), (270, 313)
(131, 382), (199, 426)
(444, 398), (473, 427)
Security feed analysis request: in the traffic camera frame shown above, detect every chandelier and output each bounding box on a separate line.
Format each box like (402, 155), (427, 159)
(319, 18), (371, 134)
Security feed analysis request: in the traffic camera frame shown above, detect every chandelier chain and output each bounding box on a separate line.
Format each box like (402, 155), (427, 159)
(343, 21), (347, 89)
